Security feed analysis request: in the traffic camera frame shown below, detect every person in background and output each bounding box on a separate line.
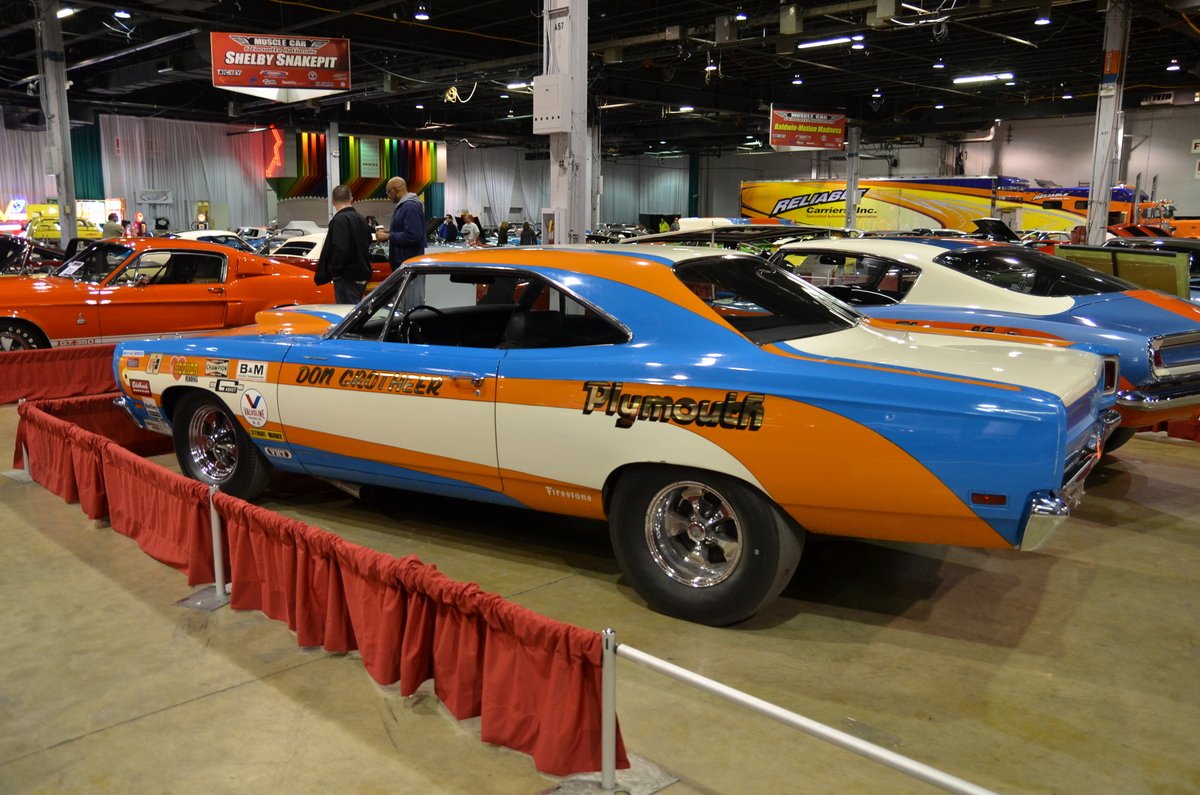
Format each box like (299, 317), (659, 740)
(376, 176), (425, 272)
(101, 213), (123, 237)
(497, 219), (510, 246)
(314, 184), (373, 304)
(519, 221), (537, 245)
(460, 213), (481, 246)
(438, 213), (459, 243)
(121, 219), (132, 235)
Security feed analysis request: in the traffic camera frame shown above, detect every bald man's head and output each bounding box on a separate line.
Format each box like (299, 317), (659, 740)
(386, 177), (408, 200)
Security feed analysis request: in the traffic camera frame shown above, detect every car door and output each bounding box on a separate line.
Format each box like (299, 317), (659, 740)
(274, 267), (504, 500)
(96, 248), (230, 341)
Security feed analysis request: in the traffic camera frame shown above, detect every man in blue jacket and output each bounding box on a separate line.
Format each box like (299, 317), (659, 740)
(377, 176), (425, 271)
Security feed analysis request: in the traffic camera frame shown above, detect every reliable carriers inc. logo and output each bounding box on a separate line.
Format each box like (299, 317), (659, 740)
(770, 187), (869, 216)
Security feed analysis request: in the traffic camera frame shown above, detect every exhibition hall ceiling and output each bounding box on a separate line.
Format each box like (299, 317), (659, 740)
(2, 0), (1199, 155)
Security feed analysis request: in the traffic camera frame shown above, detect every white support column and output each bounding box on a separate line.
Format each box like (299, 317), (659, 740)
(536, 0), (591, 244)
(35, 0), (77, 241)
(326, 121), (340, 218)
(843, 125), (861, 231)
(1085, 0), (1131, 245)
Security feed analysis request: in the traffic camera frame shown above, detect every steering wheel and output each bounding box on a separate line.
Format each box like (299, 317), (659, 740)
(398, 304), (458, 345)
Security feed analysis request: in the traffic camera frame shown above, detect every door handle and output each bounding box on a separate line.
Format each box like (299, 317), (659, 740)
(453, 375), (486, 387)
(207, 286), (225, 294)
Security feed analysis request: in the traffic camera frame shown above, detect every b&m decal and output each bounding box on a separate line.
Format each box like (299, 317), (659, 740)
(582, 381), (765, 430)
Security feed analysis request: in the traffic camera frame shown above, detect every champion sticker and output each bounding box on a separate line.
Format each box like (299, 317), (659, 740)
(241, 389), (268, 427)
(205, 358), (230, 377)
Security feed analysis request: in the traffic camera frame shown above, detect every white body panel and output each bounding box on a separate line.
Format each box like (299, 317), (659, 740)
(790, 323), (1103, 406)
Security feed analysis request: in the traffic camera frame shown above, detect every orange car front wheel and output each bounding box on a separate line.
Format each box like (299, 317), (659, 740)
(0, 321), (49, 352)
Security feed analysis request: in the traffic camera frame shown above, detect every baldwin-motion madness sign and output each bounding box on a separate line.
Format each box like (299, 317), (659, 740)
(768, 106), (845, 151)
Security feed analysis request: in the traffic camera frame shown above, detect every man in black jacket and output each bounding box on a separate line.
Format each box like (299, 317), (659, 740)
(314, 185), (373, 304)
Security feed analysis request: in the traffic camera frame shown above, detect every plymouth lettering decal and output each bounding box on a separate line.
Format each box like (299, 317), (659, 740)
(582, 381), (765, 430)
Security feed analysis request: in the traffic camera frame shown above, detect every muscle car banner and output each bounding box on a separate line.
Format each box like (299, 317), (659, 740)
(768, 106), (845, 151)
(211, 32), (350, 102)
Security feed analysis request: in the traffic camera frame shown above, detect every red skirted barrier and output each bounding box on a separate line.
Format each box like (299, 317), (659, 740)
(0, 344), (118, 404)
(13, 394), (629, 777)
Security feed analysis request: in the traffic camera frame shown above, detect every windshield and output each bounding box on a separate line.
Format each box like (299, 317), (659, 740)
(52, 242), (133, 281)
(934, 246), (1134, 296)
(674, 255), (860, 344)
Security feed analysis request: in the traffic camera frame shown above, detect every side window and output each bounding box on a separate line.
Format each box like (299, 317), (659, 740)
(115, 251), (224, 285)
(336, 269), (626, 349)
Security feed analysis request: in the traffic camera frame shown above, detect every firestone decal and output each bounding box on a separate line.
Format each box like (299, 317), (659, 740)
(582, 381), (765, 430)
(241, 389), (268, 428)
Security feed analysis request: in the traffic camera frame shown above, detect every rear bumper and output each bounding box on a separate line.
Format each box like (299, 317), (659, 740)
(1018, 409), (1118, 551)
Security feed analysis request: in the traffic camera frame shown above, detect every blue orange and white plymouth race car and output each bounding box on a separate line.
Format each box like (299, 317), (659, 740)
(769, 237), (1200, 449)
(114, 245), (1116, 625)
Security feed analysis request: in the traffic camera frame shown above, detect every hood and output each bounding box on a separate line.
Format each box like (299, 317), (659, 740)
(972, 217), (1021, 241)
(786, 323), (1102, 406)
(0, 274), (90, 300)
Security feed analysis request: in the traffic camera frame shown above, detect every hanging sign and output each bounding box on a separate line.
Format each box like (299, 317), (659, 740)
(359, 138), (381, 179)
(769, 107), (846, 151)
(211, 33), (350, 102)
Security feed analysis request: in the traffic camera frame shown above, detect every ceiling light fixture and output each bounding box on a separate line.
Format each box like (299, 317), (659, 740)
(414, 3), (430, 21)
(734, 8), (747, 21)
(850, 34), (866, 50)
(871, 87), (883, 98)
(676, 105), (694, 113)
(797, 36), (852, 50)
(705, 51), (717, 72)
(934, 103), (945, 109)
(415, 103), (424, 109)
(1034, 0), (1051, 25)
(113, 9), (131, 19)
(933, 58), (945, 69)
(952, 72), (1014, 84)
(1167, 59), (1181, 72)
(506, 81), (529, 89)
(55, 6), (75, 18)
(1061, 90), (1073, 99)
(791, 74), (803, 85)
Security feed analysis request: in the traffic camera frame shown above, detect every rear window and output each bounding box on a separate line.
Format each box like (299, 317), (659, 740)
(934, 246), (1133, 296)
(673, 255), (859, 344)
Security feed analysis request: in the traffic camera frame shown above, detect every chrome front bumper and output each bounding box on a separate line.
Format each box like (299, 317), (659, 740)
(1018, 409), (1119, 551)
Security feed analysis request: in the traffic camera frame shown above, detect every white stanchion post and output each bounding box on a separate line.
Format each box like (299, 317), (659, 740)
(209, 484), (228, 600)
(600, 628), (617, 791)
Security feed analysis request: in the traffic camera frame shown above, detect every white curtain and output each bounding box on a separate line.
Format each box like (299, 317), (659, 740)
(0, 118), (58, 205)
(598, 158), (688, 223)
(444, 142), (550, 225)
(99, 114), (269, 232)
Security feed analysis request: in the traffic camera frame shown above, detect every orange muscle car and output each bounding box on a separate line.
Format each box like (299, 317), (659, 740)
(0, 236), (332, 351)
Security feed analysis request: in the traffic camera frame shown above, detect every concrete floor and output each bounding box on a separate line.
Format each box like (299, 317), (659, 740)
(1, 401), (1197, 795)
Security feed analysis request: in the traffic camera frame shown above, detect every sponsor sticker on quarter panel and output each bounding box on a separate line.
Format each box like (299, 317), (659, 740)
(236, 360), (269, 382)
(145, 418), (171, 434)
(241, 389), (268, 427)
(145, 353), (163, 375)
(263, 447), (293, 459)
(205, 358), (230, 377)
(211, 379), (242, 394)
(128, 378), (152, 396)
(170, 355), (200, 381)
(249, 428), (286, 441)
(125, 357), (141, 369)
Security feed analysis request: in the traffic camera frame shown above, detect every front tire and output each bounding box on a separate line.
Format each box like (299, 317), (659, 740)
(0, 321), (49, 352)
(172, 392), (271, 499)
(609, 466), (804, 626)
